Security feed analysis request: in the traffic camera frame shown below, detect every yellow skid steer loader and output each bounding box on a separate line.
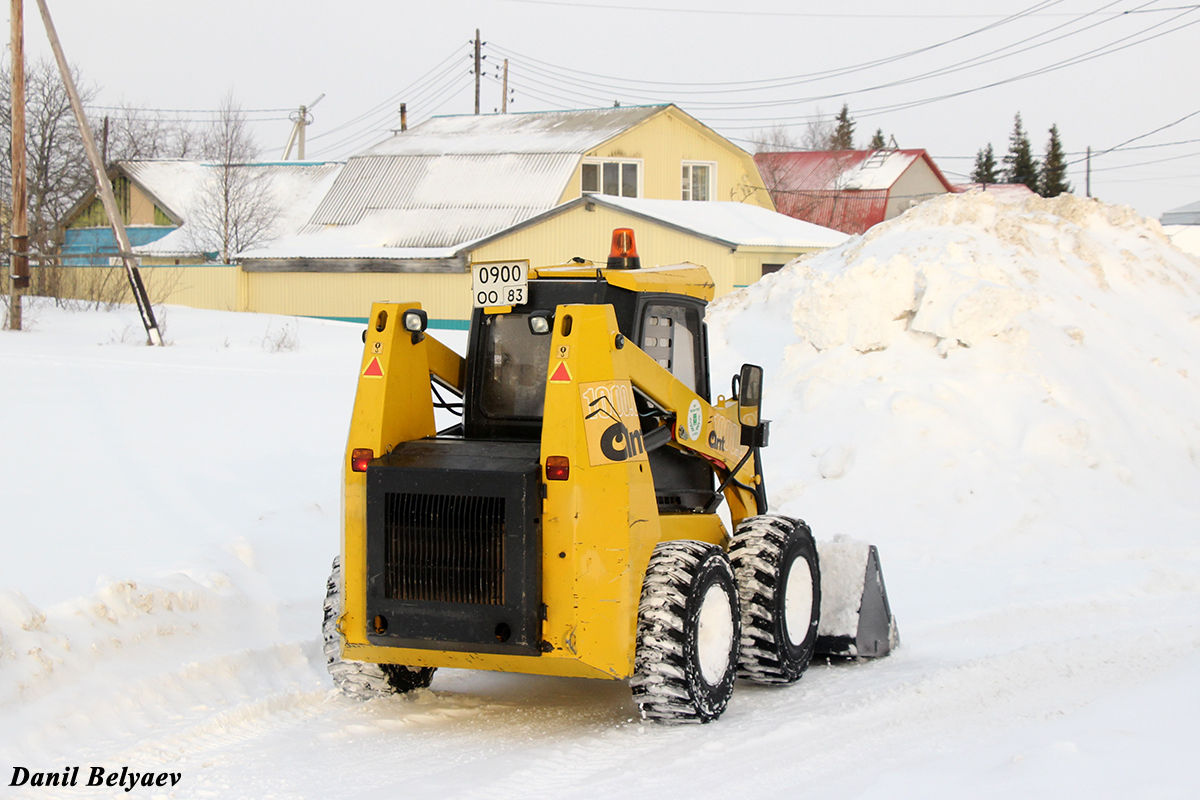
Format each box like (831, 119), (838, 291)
(325, 229), (896, 723)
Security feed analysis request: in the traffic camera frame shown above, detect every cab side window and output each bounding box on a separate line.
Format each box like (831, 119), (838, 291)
(641, 304), (700, 393)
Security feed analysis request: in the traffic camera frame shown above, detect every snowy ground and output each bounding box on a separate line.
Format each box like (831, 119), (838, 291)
(2, 191), (1199, 799)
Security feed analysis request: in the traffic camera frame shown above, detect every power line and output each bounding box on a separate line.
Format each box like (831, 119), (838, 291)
(488, 0), (1069, 93)
(495, 0), (1199, 20)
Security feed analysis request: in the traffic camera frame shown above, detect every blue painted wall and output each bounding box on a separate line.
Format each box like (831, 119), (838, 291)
(62, 227), (177, 266)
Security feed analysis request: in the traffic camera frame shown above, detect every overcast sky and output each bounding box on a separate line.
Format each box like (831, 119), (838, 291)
(17, 0), (1200, 218)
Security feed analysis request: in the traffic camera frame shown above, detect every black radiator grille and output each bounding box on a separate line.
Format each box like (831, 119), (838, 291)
(382, 492), (506, 605)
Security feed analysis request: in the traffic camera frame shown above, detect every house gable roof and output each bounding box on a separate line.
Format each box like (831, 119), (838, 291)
(304, 105), (679, 247)
(112, 160), (344, 256)
(1162, 200), (1200, 226)
(513, 195), (850, 250)
(754, 149), (956, 194)
(362, 105), (668, 157)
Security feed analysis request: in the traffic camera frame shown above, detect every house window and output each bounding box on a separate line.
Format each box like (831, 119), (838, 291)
(582, 160), (640, 198)
(681, 162), (716, 201)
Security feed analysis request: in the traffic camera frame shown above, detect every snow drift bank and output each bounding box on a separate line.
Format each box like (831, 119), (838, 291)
(709, 190), (1200, 623)
(1, 192), (1199, 798)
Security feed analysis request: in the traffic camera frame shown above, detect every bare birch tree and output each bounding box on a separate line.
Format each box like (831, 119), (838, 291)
(187, 92), (279, 263)
(103, 102), (197, 161)
(0, 59), (94, 254)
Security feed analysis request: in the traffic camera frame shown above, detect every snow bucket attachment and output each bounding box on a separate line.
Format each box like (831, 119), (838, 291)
(814, 537), (897, 658)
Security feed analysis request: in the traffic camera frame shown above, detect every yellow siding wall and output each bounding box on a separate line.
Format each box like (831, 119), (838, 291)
(558, 109), (773, 209)
(469, 205), (816, 302)
(243, 271), (473, 323)
(56, 227), (815, 326)
(45, 264), (239, 309)
(129, 185), (159, 225)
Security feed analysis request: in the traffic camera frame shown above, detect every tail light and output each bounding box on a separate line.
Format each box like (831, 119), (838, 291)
(351, 448), (374, 472)
(545, 456), (570, 481)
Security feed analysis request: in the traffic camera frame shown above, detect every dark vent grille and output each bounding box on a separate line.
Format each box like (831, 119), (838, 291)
(383, 493), (506, 605)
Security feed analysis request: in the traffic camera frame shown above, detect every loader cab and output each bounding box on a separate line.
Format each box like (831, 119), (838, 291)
(459, 263), (714, 512)
(461, 279), (709, 439)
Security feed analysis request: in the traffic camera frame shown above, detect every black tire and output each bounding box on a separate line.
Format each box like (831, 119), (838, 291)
(323, 556), (435, 699)
(729, 515), (821, 684)
(631, 540), (741, 723)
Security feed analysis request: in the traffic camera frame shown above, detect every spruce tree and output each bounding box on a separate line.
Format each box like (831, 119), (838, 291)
(1038, 124), (1072, 197)
(1002, 113), (1039, 192)
(971, 143), (999, 185)
(869, 128), (886, 149)
(829, 103), (855, 149)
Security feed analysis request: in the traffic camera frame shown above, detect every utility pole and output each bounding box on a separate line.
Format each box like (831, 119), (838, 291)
(7, 0), (30, 332)
(1086, 146), (1092, 198)
(281, 94), (324, 160)
(34, 0), (162, 345)
(400, 103), (407, 132)
(502, 59), (509, 114)
(474, 29), (481, 115)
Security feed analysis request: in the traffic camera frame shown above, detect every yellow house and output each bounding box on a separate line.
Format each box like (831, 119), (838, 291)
(233, 105), (812, 326)
(60, 106), (846, 325)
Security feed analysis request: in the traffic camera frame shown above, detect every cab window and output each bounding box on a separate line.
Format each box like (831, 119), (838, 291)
(480, 313), (552, 418)
(641, 304), (700, 393)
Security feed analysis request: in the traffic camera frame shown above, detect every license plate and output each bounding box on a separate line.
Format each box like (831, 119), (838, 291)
(472, 260), (529, 308)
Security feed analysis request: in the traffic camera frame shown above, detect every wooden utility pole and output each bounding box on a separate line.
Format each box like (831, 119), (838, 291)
(1086, 146), (1092, 198)
(474, 29), (481, 115)
(34, 0), (162, 345)
(502, 59), (509, 114)
(7, 0), (30, 332)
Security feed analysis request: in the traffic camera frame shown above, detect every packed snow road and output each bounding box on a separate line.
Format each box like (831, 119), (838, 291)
(3, 192), (1200, 798)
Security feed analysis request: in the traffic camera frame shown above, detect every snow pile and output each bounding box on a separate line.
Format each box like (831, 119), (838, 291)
(2, 192), (1200, 798)
(710, 192), (1200, 561)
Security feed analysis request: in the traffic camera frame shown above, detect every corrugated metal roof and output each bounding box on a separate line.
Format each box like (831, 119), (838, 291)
(308, 152), (579, 227)
(363, 106), (666, 157)
(1162, 200), (1200, 226)
(754, 149), (953, 193)
(754, 149), (954, 235)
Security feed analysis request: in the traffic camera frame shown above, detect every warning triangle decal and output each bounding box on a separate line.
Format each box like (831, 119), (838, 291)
(363, 357), (385, 378)
(549, 361), (572, 383)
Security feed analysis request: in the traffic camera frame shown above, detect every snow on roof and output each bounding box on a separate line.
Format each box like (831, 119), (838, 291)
(754, 149), (954, 193)
(585, 196), (849, 249)
(307, 152), (579, 229)
(361, 106), (666, 157)
(127, 160), (344, 256)
(1161, 200), (1200, 226)
(238, 206), (531, 260)
(119, 160), (208, 219)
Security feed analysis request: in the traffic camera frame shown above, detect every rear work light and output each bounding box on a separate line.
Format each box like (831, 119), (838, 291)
(351, 448), (374, 472)
(545, 456), (570, 481)
(606, 228), (641, 270)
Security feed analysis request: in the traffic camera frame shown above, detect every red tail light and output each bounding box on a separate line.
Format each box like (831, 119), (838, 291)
(545, 456), (570, 481)
(351, 448), (374, 472)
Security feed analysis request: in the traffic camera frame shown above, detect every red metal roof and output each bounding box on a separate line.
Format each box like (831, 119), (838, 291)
(754, 149), (954, 235)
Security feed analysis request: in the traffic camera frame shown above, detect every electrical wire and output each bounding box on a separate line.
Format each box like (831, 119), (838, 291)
(487, 0), (1070, 93)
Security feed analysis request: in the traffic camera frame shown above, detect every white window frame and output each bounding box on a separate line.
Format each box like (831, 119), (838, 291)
(581, 158), (644, 198)
(681, 161), (718, 201)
